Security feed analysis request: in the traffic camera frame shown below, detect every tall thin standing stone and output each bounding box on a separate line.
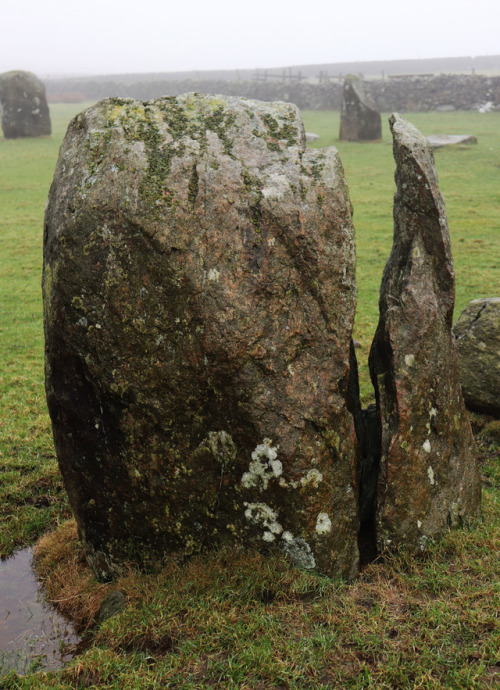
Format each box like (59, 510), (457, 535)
(369, 114), (481, 553)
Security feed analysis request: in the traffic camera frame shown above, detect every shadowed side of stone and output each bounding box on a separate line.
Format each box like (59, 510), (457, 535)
(0, 71), (51, 138)
(339, 75), (382, 142)
(43, 94), (359, 580)
(346, 340), (381, 564)
(453, 298), (500, 416)
(369, 114), (481, 553)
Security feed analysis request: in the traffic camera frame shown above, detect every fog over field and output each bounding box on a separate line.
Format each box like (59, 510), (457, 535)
(2, 0), (500, 77)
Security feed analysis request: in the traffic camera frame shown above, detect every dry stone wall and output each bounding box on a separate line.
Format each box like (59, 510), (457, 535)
(46, 74), (500, 111)
(369, 74), (500, 112)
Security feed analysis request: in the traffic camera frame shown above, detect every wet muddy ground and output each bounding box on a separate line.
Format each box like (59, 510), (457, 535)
(0, 547), (80, 675)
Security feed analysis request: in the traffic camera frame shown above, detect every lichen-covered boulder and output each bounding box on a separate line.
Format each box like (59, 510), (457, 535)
(339, 75), (381, 142)
(453, 298), (500, 416)
(369, 114), (481, 553)
(0, 71), (51, 139)
(43, 94), (359, 579)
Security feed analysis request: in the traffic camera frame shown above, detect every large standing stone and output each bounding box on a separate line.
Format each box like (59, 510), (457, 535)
(0, 71), (51, 139)
(43, 94), (359, 579)
(368, 114), (481, 553)
(453, 298), (500, 416)
(339, 75), (382, 142)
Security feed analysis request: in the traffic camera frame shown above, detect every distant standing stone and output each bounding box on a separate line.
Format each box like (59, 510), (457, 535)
(0, 71), (51, 139)
(369, 114), (481, 553)
(339, 75), (381, 141)
(453, 298), (500, 416)
(43, 93), (359, 580)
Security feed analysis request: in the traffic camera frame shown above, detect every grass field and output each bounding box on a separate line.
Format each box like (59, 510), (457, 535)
(0, 104), (499, 687)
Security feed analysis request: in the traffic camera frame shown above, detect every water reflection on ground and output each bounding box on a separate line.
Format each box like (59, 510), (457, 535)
(0, 547), (80, 675)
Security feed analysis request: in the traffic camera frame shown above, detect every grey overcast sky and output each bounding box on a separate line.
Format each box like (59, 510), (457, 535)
(2, 0), (499, 76)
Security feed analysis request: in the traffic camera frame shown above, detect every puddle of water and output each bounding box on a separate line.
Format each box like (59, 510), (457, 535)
(0, 547), (81, 676)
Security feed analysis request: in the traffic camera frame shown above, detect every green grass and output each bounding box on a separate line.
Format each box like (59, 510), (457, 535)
(0, 104), (499, 687)
(0, 104), (88, 557)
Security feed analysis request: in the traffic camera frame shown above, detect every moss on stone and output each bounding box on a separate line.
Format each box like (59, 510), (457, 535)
(262, 113), (300, 150)
(187, 164), (199, 210)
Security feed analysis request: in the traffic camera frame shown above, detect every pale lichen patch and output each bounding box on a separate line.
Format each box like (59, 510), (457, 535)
(427, 465), (435, 485)
(243, 502), (278, 528)
(281, 536), (316, 570)
(419, 535), (429, 551)
(405, 354), (415, 367)
(244, 501), (284, 544)
(241, 440), (281, 490)
(261, 173), (291, 201)
(423, 439), (431, 453)
(315, 512), (332, 534)
(300, 468), (323, 488)
(268, 521), (283, 534)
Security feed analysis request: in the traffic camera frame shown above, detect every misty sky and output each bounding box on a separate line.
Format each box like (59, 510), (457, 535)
(2, 0), (499, 76)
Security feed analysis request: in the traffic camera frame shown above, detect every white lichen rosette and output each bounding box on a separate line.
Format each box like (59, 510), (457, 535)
(240, 440), (334, 571)
(241, 440), (282, 491)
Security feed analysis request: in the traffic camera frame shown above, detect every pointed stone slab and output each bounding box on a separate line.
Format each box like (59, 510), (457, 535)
(369, 114), (481, 553)
(339, 75), (382, 142)
(43, 94), (359, 580)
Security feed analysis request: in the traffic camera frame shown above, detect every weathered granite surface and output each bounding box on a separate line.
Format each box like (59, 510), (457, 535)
(453, 298), (500, 416)
(339, 75), (381, 141)
(0, 71), (51, 139)
(368, 114), (481, 553)
(43, 94), (359, 580)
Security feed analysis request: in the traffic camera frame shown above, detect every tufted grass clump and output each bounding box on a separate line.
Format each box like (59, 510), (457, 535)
(0, 103), (499, 687)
